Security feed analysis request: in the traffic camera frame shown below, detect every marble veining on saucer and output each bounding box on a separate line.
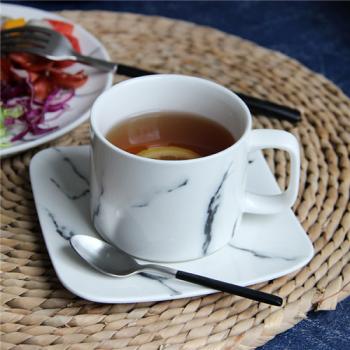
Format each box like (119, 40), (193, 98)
(30, 146), (313, 303)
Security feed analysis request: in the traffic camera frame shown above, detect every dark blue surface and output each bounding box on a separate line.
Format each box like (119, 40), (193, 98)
(4, 1), (350, 349)
(263, 297), (350, 350)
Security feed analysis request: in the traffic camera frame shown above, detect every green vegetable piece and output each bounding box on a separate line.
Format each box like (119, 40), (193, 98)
(0, 142), (12, 149)
(0, 128), (7, 137)
(0, 107), (5, 123)
(4, 105), (24, 119)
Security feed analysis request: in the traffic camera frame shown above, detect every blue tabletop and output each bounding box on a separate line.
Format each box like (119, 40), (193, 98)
(4, 1), (350, 349)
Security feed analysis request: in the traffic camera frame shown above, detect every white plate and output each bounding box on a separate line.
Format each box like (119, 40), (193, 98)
(30, 146), (313, 303)
(0, 3), (113, 157)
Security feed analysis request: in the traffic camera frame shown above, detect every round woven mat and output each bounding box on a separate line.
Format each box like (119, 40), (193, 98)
(1, 11), (350, 350)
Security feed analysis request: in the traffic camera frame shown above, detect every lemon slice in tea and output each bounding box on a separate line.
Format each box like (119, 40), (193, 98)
(137, 146), (200, 160)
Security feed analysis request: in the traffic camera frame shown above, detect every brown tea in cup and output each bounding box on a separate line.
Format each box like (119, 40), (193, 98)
(106, 111), (235, 160)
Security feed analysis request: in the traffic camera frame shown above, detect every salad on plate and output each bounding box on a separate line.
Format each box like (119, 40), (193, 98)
(0, 17), (88, 148)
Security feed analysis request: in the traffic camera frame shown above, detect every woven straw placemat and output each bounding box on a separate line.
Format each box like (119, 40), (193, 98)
(1, 11), (349, 350)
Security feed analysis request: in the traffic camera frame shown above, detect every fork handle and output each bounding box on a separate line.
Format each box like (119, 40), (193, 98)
(75, 54), (155, 77)
(116, 64), (156, 77)
(74, 53), (301, 123)
(75, 53), (117, 72)
(114, 65), (301, 123)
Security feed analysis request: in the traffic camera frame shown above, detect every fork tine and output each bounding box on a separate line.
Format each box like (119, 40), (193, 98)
(1, 25), (52, 36)
(1, 30), (48, 37)
(2, 37), (47, 48)
(2, 45), (73, 62)
(1, 45), (48, 57)
(1, 33), (48, 45)
(2, 45), (65, 62)
(2, 43), (46, 53)
(1, 29), (49, 39)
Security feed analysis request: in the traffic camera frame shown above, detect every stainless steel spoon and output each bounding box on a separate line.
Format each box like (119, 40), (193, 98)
(70, 235), (283, 306)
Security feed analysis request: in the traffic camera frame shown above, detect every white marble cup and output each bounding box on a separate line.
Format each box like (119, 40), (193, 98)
(90, 75), (300, 262)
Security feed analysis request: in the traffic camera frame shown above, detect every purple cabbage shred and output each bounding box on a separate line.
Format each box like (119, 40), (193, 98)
(1, 80), (74, 142)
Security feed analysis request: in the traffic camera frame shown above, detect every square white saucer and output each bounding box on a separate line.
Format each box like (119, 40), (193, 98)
(30, 146), (313, 303)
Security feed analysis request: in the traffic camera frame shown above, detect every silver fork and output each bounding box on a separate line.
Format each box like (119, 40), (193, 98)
(1, 25), (153, 74)
(1, 25), (301, 122)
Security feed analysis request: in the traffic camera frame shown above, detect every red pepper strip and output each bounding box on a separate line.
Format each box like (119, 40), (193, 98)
(1, 57), (17, 82)
(9, 53), (53, 72)
(49, 69), (87, 89)
(46, 19), (74, 36)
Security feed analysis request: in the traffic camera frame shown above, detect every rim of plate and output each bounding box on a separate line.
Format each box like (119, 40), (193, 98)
(0, 3), (113, 158)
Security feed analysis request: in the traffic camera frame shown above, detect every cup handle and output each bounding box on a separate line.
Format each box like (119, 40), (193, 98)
(244, 129), (300, 214)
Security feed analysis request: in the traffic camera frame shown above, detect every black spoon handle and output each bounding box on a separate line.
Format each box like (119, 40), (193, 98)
(176, 270), (283, 306)
(116, 64), (301, 123)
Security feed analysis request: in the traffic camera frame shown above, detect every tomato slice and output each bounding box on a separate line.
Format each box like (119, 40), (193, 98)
(65, 33), (81, 53)
(9, 53), (53, 72)
(3, 19), (87, 100)
(32, 76), (54, 101)
(52, 60), (75, 69)
(46, 19), (73, 36)
(1, 57), (14, 82)
(52, 34), (81, 68)
(28, 72), (40, 83)
(50, 69), (88, 89)
(48, 19), (81, 68)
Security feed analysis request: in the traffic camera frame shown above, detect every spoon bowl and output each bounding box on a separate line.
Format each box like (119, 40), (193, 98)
(71, 235), (141, 276)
